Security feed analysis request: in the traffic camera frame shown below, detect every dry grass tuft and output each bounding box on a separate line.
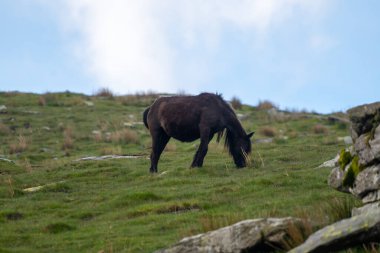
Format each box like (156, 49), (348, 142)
(62, 127), (74, 150)
(92, 131), (103, 142)
(281, 219), (314, 251)
(100, 146), (123, 155)
(260, 126), (277, 137)
(42, 93), (62, 106)
(22, 158), (33, 173)
(230, 96), (243, 110)
(198, 213), (246, 233)
(109, 129), (139, 144)
(6, 176), (14, 198)
(312, 124), (328, 135)
(0, 122), (10, 135)
(321, 196), (359, 224)
(9, 135), (28, 154)
(257, 100), (276, 110)
(95, 87), (114, 98)
(164, 142), (177, 152)
(38, 96), (46, 106)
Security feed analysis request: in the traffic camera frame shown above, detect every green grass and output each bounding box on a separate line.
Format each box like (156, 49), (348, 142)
(0, 92), (355, 252)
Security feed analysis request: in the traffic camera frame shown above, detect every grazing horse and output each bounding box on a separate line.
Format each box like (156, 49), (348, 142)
(143, 93), (254, 173)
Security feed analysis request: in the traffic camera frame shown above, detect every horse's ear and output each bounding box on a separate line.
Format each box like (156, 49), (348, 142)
(247, 132), (255, 138)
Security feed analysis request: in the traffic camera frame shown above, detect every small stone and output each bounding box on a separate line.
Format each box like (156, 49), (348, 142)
(338, 136), (353, 145)
(352, 202), (380, 216)
(255, 138), (273, 144)
(361, 190), (380, 204)
(318, 155), (339, 168)
(84, 101), (94, 106)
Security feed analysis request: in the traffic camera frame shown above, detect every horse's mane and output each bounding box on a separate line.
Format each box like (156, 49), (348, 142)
(214, 93), (237, 117)
(212, 93), (247, 160)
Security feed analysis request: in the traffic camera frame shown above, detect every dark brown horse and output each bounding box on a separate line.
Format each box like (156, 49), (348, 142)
(143, 93), (254, 173)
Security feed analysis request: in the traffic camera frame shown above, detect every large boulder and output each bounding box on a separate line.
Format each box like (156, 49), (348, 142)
(354, 124), (380, 166)
(327, 167), (350, 193)
(350, 164), (380, 202)
(154, 217), (302, 253)
(348, 102), (380, 138)
(289, 209), (380, 253)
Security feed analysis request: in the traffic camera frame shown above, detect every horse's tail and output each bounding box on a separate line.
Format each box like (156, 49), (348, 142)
(143, 107), (150, 129)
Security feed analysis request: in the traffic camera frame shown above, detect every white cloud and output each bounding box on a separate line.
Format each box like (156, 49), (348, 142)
(58, 0), (333, 94)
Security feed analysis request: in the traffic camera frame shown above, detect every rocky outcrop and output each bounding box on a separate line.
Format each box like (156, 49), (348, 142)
(317, 102), (380, 251)
(348, 102), (380, 140)
(289, 209), (380, 253)
(154, 217), (302, 253)
(351, 164), (380, 202)
(328, 102), (380, 204)
(354, 124), (380, 166)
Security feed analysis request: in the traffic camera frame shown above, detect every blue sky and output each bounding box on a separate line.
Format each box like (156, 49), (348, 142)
(0, 1), (379, 113)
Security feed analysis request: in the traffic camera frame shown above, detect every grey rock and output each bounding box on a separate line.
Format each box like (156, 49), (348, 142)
(289, 209), (380, 253)
(351, 164), (380, 200)
(352, 202), (380, 216)
(318, 155), (339, 168)
(337, 136), (353, 145)
(348, 102), (380, 137)
(84, 101), (94, 106)
(354, 125), (380, 166)
(328, 167), (350, 193)
(23, 110), (39, 114)
(75, 155), (144, 161)
(155, 217), (301, 253)
(0, 157), (15, 163)
(350, 126), (359, 142)
(92, 130), (101, 135)
(255, 138), (273, 144)
(361, 190), (380, 204)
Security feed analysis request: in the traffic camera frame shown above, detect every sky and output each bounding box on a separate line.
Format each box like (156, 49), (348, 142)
(0, 0), (379, 113)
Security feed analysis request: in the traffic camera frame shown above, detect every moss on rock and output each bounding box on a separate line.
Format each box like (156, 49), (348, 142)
(342, 156), (363, 187)
(338, 149), (352, 170)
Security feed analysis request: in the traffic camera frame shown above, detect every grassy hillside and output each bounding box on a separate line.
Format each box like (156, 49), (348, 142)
(0, 91), (355, 252)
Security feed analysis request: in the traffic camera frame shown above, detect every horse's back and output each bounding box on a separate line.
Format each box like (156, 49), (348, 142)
(146, 94), (226, 142)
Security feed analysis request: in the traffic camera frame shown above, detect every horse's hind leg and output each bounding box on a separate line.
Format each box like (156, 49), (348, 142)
(191, 128), (211, 168)
(149, 129), (170, 173)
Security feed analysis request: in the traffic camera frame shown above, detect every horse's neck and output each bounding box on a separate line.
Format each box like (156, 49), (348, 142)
(225, 114), (246, 137)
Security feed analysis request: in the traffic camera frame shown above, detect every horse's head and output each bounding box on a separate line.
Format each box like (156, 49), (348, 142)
(232, 131), (254, 168)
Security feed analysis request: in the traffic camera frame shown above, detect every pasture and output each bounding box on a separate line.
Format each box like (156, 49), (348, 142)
(0, 92), (354, 252)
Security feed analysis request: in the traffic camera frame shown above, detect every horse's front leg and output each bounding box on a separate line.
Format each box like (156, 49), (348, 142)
(191, 128), (211, 168)
(149, 129), (170, 173)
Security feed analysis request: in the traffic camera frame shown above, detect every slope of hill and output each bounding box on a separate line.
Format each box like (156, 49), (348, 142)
(0, 92), (354, 252)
